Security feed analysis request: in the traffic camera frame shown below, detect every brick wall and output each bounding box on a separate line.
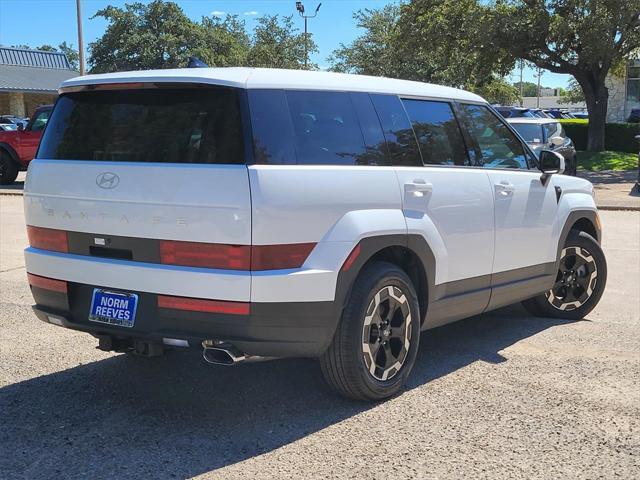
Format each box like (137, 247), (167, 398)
(0, 93), (9, 115)
(24, 93), (57, 117)
(0, 92), (57, 117)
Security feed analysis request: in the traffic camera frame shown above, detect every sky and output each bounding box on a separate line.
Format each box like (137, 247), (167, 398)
(0, 0), (571, 88)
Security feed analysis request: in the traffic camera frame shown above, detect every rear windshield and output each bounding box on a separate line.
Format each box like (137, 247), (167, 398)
(38, 87), (244, 164)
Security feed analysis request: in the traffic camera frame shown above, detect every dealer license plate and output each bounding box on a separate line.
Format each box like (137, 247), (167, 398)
(88, 289), (138, 328)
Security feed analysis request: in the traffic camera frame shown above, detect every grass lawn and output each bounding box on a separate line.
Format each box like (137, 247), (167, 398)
(577, 151), (638, 171)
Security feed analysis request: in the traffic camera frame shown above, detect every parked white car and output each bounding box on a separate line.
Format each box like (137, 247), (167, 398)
(24, 68), (606, 400)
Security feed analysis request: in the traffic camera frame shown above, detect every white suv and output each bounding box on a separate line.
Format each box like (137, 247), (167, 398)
(24, 68), (606, 400)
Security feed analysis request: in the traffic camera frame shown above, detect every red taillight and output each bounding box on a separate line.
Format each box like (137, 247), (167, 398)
(27, 273), (68, 293)
(27, 226), (68, 253)
(160, 241), (251, 270)
(251, 243), (316, 270)
(158, 295), (249, 315)
(342, 244), (361, 272)
(159, 240), (315, 271)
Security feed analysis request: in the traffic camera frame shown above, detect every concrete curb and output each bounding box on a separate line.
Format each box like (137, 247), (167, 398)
(597, 205), (640, 212)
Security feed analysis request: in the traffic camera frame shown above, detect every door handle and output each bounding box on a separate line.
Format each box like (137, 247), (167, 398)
(494, 180), (515, 196)
(404, 179), (433, 197)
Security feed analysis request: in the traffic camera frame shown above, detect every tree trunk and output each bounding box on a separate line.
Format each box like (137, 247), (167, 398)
(577, 74), (608, 152)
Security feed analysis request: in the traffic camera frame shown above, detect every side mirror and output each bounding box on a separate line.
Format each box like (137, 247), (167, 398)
(17, 124), (24, 131)
(549, 136), (564, 147)
(538, 150), (565, 185)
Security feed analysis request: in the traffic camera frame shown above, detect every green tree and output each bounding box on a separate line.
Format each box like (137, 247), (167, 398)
(491, 0), (640, 151)
(513, 81), (541, 97)
(89, 1), (199, 73)
(558, 79), (586, 105)
(248, 15), (316, 69)
(328, 6), (413, 78)
(194, 15), (250, 67)
(88, 1), (316, 72)
(398, 0), (515, 87)
(475, 77), (520, 105)
(57, 41), (80, 71)
(329, 2), (514, 90)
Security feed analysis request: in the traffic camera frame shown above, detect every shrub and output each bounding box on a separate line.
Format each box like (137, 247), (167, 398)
(559, 119), (640, 153)
(559, 120), (589, 150)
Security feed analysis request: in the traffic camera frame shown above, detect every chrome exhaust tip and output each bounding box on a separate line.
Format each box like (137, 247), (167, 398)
(202, 340), (246, 365)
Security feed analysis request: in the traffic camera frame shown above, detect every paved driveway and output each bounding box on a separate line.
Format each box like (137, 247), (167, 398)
(1, 196), (638, 479)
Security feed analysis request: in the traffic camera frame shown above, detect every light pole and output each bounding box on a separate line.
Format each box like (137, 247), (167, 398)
(536, 66), (543, 108)
(519, 59), (524, 107)
(296, 2), (321, 69)
(76, 0), (85, 74)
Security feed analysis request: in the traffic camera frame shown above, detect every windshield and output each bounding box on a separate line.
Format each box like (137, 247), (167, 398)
(511, 123), (543, 143)
(38, 86), (244, 164)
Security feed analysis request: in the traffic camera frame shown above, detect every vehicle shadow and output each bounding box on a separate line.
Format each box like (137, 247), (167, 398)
(0, 304), (577, 479)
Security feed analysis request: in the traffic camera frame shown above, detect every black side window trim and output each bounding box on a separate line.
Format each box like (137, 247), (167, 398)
(238, 89), (256, 165)
(397, 97), (424, 165)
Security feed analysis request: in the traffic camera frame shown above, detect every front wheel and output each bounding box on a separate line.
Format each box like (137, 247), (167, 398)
(320, 261), (421, 401)
(523, 230), (607, 320)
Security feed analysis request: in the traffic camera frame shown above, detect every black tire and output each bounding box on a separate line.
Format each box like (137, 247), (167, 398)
(0, 152), (18, 185)
(522, 230), (607, 320)
(320, 261), (421, 401)
(569, 155), (578, 176)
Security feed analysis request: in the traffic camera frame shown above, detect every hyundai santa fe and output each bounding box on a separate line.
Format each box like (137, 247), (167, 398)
(24, 68), (607, 400)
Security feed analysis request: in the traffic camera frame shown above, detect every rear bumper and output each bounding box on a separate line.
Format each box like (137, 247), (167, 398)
(30, 282), (339, 358)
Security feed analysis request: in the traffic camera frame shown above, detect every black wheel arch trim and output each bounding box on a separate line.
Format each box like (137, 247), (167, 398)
(333, 234), (436, 330)
(557, 210), (600, 265)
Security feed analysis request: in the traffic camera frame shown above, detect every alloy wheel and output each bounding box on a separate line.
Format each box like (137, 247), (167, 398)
(546, 246), (598, 311)
(362, 285), (412, 381)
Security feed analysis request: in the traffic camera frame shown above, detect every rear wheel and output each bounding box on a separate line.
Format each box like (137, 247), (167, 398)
(0, 152), (18, 185)
(320, 262), (421, 401)
(523, 230), (606, 320)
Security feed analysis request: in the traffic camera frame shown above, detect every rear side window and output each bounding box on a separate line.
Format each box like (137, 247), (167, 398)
(286, 91), (368, 165)
(38, 87), (244, 164)
(370, 94), (422, 166)
(401, 99), (468, 166)
(459, 104), (528, 170)
(248, 90), (387, 166)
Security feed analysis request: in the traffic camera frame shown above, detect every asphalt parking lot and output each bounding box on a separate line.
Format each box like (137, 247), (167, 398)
(1, 195), (638, 479)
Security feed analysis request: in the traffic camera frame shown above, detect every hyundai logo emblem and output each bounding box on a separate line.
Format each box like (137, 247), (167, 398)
(96, 172), (120, 189)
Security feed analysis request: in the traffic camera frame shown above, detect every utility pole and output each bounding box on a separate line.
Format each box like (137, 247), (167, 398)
(519, 59), (524, 107)
(76, 0), (85, 75)
(536, 67), (543, 108)
(296, 2), (321, 69)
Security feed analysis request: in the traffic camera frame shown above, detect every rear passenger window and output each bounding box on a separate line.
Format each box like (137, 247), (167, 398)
(401, 99), (468, 166)
(460, 104), (528, 169)
(370, 94), (422, 166)
(248, 90), (377, 165)
(285, 91), (368, 165)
